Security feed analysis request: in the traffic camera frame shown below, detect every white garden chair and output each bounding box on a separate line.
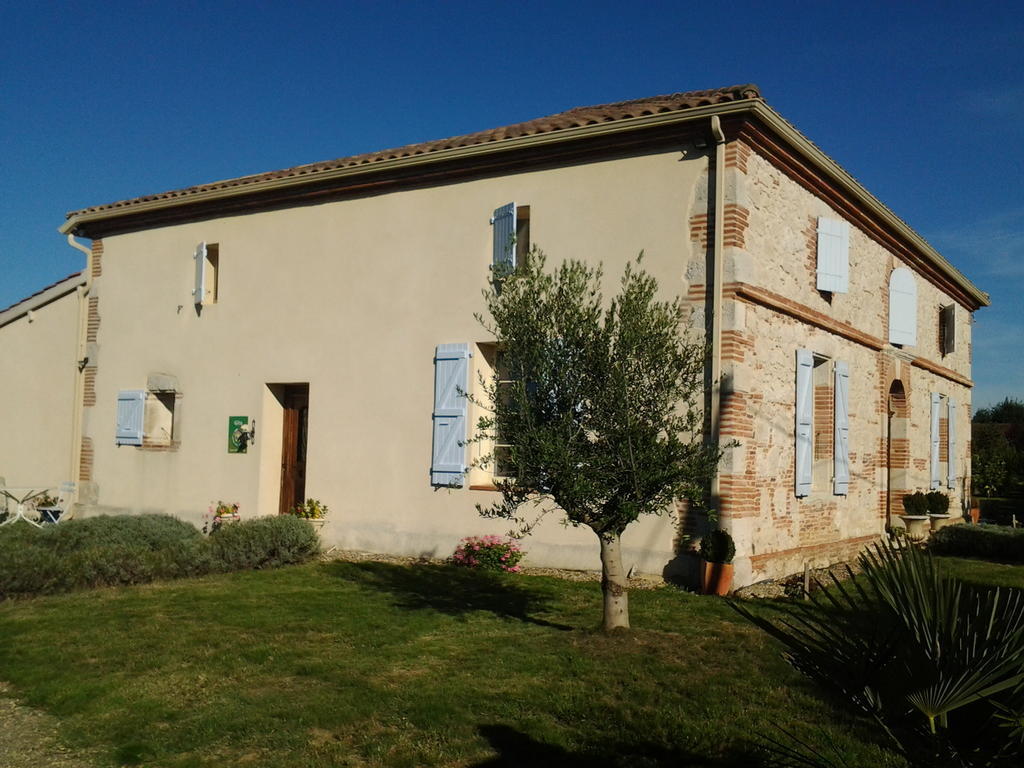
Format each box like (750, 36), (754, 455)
(38, 482), (76, 525)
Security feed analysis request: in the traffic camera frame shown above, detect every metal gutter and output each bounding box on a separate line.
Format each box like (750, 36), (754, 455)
(709, 116), (726, 503)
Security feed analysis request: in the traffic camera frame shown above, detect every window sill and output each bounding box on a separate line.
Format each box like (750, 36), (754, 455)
(140, 441), (181, 452)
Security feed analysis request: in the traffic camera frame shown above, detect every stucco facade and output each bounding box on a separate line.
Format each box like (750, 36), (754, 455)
(39, 85), (987, 586)
(0, 273), (85, 492)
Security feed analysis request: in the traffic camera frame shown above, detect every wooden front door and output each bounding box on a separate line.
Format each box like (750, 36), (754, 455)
(279, 385), (309, 515)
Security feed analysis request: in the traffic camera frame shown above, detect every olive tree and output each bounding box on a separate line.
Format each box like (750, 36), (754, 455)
(472, 250), (722, 631)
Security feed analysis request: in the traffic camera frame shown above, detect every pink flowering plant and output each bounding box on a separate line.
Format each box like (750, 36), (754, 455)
(450, 535), (524, 573)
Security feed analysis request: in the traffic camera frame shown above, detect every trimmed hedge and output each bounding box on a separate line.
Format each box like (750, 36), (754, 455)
(209, 515), (320, 571)
(0, 514), (320, 599)
(930, 523), (1024, 564)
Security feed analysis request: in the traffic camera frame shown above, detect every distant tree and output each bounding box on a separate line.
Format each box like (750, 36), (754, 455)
(973, 397), (1024, 424)
(973, 399), (1024, 497)
(472, 250), (723, 631)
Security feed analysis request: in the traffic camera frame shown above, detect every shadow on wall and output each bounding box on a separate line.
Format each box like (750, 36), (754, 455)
(322, 560), (573, 630)
(469, 723), (761, 767)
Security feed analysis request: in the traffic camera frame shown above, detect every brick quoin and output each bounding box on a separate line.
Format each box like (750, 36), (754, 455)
(86, 298), (100, 343)
(722, 204), (749, 249)
(724, 141), (751, 173)
(720, 329), (755, 363)
(689, 213), (709, 249)
(79, 437), (93, 482)
(91, 239), (103, 278)
(82, 367), (97, 407)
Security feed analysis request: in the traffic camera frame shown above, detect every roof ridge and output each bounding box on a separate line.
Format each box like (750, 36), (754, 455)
(65, 84), (761, 218)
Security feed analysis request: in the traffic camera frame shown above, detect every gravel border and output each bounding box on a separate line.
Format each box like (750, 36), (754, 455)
(321, 547), (668, 589)
(0, 684), (97, 768)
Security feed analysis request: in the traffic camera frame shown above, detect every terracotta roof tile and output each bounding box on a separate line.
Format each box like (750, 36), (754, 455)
(66, 84), (761, 218)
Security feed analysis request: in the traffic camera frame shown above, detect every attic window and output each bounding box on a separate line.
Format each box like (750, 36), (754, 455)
(491, 203), (531, 281)
(939, 304), (956, 355)
(193, 242), (219, 306)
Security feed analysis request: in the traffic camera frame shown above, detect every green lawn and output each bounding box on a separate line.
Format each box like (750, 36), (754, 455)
(0, 561), (923, 767)
(935, 554), (1024, 589)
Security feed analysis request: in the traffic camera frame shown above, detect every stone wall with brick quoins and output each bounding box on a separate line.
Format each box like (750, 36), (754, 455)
(684, 139), (976, 585)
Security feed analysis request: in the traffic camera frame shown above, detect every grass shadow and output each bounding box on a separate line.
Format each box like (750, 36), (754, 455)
(470, 724), (763, 767)
(323, 561), (574, 630)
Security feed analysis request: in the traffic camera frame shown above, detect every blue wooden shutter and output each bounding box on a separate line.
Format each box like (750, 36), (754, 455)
(431, 343), (471, 486)
(930, 392), (941, 490)
(491, 203), (516, 278)
(193, 242), (207, 305)
(795, 349), (813, 497)
(833, 360), (850, 495)
(816, 217), (849, 293)
(116, 390), (146, 446)
(947, 398), (957, 489)
(889, 268), (917, 346)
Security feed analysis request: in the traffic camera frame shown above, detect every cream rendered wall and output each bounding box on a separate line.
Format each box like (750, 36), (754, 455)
(83, 148), (708, 576)
(714, 147), (974, 584)
(0, 290), (80, 489)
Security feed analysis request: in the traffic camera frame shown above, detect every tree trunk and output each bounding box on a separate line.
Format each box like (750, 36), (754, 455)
(598, 531), (630, 631)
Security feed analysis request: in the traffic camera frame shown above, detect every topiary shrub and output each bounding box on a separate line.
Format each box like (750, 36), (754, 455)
(698, 529), (735, 564)
(208, 515), (320, 571)
(901, 491), (928, 515)
(925, 491), (950, 515)
(45, 514), (203, 554)
(930, 523), (1024, 564)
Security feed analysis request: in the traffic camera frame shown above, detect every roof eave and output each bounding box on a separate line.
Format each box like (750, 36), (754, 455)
(60, 97), (989, 309)
(60, 99), (757, 236)
(746, 102), (990, 309)
(0, 272), (86, 328)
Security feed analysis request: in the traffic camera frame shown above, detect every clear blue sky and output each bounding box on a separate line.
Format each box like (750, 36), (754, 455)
(2, 1), (1021, 408)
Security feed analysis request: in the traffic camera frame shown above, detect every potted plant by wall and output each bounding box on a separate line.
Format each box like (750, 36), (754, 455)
(968, 495), (981, 525)
(204, 501), (240, 534)
(698, 528), (735, 596)
(899, 491), (930, 541)
(288, 498), (330, 533)
(926, 490), (953, 532)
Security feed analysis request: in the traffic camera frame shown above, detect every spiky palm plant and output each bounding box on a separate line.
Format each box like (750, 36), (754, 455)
(732, 542), (1024, 767)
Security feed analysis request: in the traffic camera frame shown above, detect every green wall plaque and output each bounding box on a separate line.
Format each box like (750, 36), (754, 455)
(228, 416), (249, 454)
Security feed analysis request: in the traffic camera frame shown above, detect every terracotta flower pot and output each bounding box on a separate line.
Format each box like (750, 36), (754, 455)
(970, 507), (981, 525)
(700, 560), (734, 596)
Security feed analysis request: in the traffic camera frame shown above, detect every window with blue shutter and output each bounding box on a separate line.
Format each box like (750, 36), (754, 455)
(889, 268), (918, 346)
(431, 343), (471, 487)
(491, 203), (516, 279)
(816, 217), (849, 294)
(947, 398), (957, 489)
(833, 360), (850, 495)
(116, 390), (146, 446)
(795, 349), (813, 497)
(930, 392), (941, 490)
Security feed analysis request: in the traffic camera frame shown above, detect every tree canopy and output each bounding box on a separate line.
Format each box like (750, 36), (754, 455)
(472, 250), (722, 629)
